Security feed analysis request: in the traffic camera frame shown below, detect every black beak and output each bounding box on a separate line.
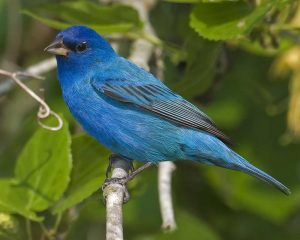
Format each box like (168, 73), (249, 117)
(44, 38), (70, 56)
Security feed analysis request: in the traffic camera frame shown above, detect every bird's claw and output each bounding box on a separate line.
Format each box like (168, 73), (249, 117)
(102, 177), (128, 189)
(102, 177), (130, 203)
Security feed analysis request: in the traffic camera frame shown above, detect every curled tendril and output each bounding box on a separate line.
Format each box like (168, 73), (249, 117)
(37, 103), (63, 131)
(0, 69), (63, 131)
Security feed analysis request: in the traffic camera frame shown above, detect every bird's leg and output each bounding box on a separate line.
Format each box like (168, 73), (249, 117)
(102, 154), (133, 203)
(103, 156), (155, 203)
(105, 155), (113, 179)
(105, 153), (134, 178)
(105, 162), (154, 203)
(103, 156), (155, 189)
(124, 162), (155, 182)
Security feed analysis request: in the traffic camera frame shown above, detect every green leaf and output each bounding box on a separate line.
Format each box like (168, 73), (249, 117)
(190, 1), (274, 40)
(237, 37), (294, 56)
(14, 117), (72, 213)
(22, 1), (143, 34)
(0, 180), (41, 221)
(53, 134), (110, 214)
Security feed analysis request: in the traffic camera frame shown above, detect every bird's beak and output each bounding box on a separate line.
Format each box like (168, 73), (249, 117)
(44, 38), (70, 56)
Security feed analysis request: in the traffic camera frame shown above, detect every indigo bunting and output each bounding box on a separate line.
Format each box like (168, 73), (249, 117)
(45, 25), (290, 195)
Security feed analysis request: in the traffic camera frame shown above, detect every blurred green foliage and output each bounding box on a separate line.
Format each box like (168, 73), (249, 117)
(190, 0), (274, 40)
(22, 1), (143, 34)
(0, 0), (300, 239)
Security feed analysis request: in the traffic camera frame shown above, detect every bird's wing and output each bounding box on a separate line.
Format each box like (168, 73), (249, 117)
(91, 78), (232, 145)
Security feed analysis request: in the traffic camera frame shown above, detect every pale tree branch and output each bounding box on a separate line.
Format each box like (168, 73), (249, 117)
(103, 156), (131, 240)
(0, 57), (56, 95)
(0, 67), (62, 131)
(158, 161), (177, 231)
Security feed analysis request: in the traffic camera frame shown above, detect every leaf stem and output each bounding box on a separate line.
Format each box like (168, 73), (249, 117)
(53, 212), (62, 233)
(26, 219), (33, 240)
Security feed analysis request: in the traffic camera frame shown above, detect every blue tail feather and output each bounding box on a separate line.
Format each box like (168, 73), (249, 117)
(209, 151), (291, 195)
(237, 160), (291, 195)
(185, 132), (290, 195)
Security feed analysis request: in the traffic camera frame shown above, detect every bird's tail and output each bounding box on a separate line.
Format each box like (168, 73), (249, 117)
(209, 152), (291, 195)
(237, 159), (290, 195)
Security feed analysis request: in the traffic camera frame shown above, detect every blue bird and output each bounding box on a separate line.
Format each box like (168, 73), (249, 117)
(45, 25), (290, 195)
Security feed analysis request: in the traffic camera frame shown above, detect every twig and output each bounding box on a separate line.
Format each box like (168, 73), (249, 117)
(0, 57), (56, 96)
(158, 162), (177, 231)
(103, 156), (131, 240)
(26, 219), (33, 240)
(0, 68), (62, 131)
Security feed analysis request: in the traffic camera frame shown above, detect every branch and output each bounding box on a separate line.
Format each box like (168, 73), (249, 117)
(158, 162), (177, 231)
(0, 57), (56, 96)
(103, 156), (131, 240)
(0, 68), (62, 131)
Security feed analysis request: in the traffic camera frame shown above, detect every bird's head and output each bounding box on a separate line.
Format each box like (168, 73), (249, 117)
(45, 26), (117, 75)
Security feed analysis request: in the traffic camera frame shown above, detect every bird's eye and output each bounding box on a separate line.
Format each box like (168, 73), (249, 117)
(76, 42), (87, 52)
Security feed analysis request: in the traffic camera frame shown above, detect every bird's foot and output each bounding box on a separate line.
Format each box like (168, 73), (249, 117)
(102, 176), (128, 189)
(102, 177), (130, 203)
(102, 155), (155, 203)
(104, 161), (155, 187)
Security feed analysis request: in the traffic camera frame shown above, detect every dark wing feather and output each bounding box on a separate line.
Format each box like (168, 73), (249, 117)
(92, 79), (232, 145)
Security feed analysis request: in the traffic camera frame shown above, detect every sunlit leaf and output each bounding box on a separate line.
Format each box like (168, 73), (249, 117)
(0, 212), (21, 240)
(14, 117), (72, 212)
